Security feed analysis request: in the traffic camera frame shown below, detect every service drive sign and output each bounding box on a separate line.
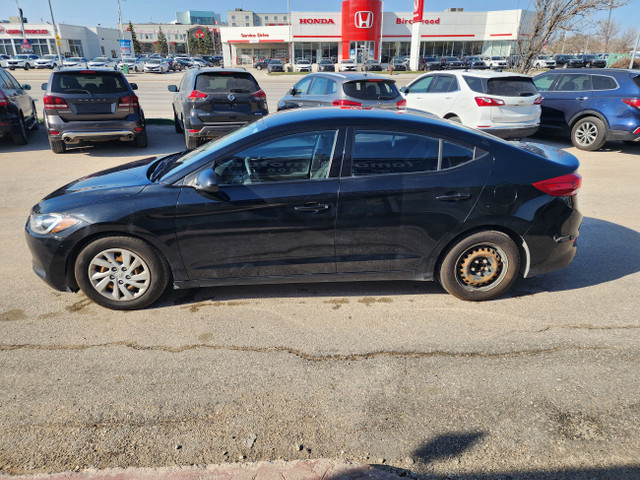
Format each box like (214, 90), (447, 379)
(354, 11), (373, 29)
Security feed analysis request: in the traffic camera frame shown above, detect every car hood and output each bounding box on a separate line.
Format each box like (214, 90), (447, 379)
(35, 156), (158, 213)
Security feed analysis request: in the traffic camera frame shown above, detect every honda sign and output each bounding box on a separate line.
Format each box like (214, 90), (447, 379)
(354, 11), (374, 29)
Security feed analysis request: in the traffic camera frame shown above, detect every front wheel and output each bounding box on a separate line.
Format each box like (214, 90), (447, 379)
(439, 231), (520, 301)
(571, 116), (606, 151)
(24, 63), (30, 70)
(75, 236), (170, 310)
(256, 65), (262, 70)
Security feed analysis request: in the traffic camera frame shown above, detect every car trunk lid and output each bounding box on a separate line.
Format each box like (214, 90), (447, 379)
(191, 72), (265, 122)
(486, 76), (541, 123)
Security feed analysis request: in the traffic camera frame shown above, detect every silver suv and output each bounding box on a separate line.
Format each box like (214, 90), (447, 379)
(277, 72), (406, 111)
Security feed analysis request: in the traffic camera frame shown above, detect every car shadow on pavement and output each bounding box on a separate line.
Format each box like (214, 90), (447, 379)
(530, 132), (640, 154)
(508, 216), (639, 297)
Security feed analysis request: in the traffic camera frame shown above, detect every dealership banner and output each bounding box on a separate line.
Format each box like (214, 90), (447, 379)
(413, 0), (424, 22)
(120, 39), (132, 57)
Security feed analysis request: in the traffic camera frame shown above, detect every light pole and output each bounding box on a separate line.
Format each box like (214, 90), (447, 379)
(46, 0), (64, 67)
(287, 0), (293, 67)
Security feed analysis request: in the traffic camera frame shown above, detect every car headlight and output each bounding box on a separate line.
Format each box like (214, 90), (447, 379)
(29, 213), (80, 235)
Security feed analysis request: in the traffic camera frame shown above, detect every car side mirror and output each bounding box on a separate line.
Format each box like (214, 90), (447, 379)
(195, 169), (219, 194)
(168, 85), (178, 92)
(130, 83), (138, 90)
(22, 84), (31, 90)
(289, 87), (297, 95)
(400, 86), (408, 94)
(41, 83), (48, 90)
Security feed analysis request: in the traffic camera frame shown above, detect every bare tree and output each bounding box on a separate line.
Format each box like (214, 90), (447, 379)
(597, 18), (621, 52)
(515, 0), (630, 73)
(611, 27), (637, 52)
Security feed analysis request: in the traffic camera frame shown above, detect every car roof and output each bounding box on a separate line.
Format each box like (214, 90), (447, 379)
(304, 72), (394, 82)
(423, 70), (532, 79)
(192, 67), (251, 74)
(537, 68), (639, 75)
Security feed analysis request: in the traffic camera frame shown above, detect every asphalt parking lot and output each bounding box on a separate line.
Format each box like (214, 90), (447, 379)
(1, 68), (640, 478)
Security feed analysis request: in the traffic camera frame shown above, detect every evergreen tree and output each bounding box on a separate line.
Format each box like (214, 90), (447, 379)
(155, 26), (168, 54)
(128, 21), (141, 55)
(203, 29), (214, 55)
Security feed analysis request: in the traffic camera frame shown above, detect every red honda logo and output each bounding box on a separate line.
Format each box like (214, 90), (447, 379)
(354, 11), (374, 29)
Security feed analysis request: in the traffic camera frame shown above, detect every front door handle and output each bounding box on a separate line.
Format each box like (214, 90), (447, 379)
(576, 96), (589, 101)
(294, 203), (330, 213)
(436, 193), (471, 202)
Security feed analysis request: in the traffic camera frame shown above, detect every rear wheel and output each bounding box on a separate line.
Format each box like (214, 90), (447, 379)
(571, 116), (606, 151)
(11, 115), (28, 145)
(75, 236), (170, 310)
(447, 115), (462, 123)
(439, 231), (520, 301)
(256, 65), (262, 70)
(173, 109), (183, 133)
(49, 136), (66, 153)
(184, 122), (199, 150)
(24, 63), (30, 70)
(134, 129), (148, 148)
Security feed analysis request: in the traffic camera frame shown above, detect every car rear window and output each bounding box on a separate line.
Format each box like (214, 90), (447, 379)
(487, 77), (538, 97)
(343, 80), (399, 100)
(51, 72), (128, 94)
(632, 75), (640, 89)
(195, 73), (259, 93)
(592, 75), (617, 90)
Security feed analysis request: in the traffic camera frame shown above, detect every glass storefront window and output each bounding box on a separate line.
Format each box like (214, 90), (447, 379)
(294, 42), (337, 63)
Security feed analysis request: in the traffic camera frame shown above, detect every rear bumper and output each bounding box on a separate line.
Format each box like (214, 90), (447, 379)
(606, 129), (640, 142)
(45, 115), (144, 144)
(479, 124), (540, 139)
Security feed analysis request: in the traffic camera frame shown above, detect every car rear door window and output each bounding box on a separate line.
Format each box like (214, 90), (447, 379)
(195, 73), (258, 93)
(555, 74), (592, 92)
(591, 75), (617, 91)
(351, 131), (440, 176)
(343, 80), (399, 100)
(487, 77), (538, 97)
(215, 130), (338, 185)
(441, 141), (476, 169)
(429, 75), (455, 93)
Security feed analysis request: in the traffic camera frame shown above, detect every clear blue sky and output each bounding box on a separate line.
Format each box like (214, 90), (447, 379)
(7, 0), (640, 32)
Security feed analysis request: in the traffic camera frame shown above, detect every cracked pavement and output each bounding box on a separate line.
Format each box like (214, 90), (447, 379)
(1, 78), (639, 477)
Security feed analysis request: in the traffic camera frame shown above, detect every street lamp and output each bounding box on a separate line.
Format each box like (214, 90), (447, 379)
(46, 0), (64, 67)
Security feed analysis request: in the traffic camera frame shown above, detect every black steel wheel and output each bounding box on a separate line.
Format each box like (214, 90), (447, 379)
(439, 231), (520, 301)
(75, 236), (170, 310)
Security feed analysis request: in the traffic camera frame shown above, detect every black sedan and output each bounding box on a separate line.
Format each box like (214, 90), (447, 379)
(362, 59), (383, 71)
(26, 108), (582, 310)
(317, 59), (336, 72)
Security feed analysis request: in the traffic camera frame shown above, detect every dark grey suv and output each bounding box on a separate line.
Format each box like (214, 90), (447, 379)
(169, 68), (268, 149)
(42, 69), (147, 153)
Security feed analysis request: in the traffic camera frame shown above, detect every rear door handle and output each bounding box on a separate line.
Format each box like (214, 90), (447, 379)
(436, 193), (471, 201)
(576, 97), (589, 101)
(294, 203), (329, 213)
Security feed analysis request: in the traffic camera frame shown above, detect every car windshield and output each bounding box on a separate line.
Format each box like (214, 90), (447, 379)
(445, 57), (460, 61)
(15, 55), (29, 59)
(41, 55), (56, 59)
(270, 60), (283, 65)
(297, 60), (310, 64)
(66, 57), (82, 62)
(366, 60), (379, 64)
(92, 57), (107, 62)
(343, 80), (399, 100)
(51, 72), (129, 94)
(320, 60), (332, 64)
(151, 121), (266, 182)
(195, 72), (259, 93)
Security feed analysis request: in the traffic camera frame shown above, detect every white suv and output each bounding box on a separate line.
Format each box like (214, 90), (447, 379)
(7, 54), (39, 70)
(35, 54), (60, 69)
(401, 70), (542, 139)
(534, 55), (557, 69)
(483, 56), (507, 69)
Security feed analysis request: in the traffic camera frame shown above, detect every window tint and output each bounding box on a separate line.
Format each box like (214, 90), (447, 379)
(409, 75), (435, 93)
(195, 73), (258, 93)
(633, 75), (640, 89)
(51, 72), (128, 94)
(327, 80), (337, 94)
(309, 77), (329, 95)
(429, 75), (455, 93)
(343, 80), (399, 100)
(591, 75), (617, 90)
(463, 75), (484, 93)
(215, 131), (338, 185)
(533, 73), (555, 92)
(0, 70), (12, 90)
(293, 76), (313, 95)
(487, 77), (538, 96)
(556, 74), (591, 91)
(352, 131), (440, 176)
(441, 141), (475, 169)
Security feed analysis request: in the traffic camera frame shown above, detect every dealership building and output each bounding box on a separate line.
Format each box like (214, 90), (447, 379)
(220, 0), (532, 65)
(0, 23), (127, 58)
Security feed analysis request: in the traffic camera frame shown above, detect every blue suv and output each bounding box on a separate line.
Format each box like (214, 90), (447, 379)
(533, 68), (640, 150)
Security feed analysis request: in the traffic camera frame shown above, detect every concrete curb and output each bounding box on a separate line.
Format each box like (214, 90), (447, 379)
(0, 459), (409, 480)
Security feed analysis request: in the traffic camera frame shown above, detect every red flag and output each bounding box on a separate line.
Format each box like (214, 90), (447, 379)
(413, 0), (424, 23)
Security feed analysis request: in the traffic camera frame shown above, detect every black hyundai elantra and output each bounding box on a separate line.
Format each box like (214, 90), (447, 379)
(26, 108), (582, 310)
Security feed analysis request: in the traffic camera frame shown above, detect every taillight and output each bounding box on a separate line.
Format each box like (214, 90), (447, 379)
(533, 173), (582, 197)
(333, 99), (362, 107)
(43, 95), (70, 112)
(0, 90), (8, 107)
(633, 127), (640, 135)
(188, 90), (207, 99)
(534, 96), (543, 105)
(396, 98), (407, 110)
(117, 95), (139, 108)
(475, 96), (505, 107)
(252, 89), (266, 99)
(622, 98), (640, 109)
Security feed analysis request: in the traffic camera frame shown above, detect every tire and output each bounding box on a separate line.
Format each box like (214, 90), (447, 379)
(439, 230), (520, 301)
(30, 103), (39, 130)
(24, 63), (30, 70)
(256, 65), (262, 70)
(571, 116), (606, 151)
(49, 136), (66, 153)
(173, 109), (183, 133)
(11, 115), (28, 145)
(134, 129), (148, 148)
(74, 236), (170, 310)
